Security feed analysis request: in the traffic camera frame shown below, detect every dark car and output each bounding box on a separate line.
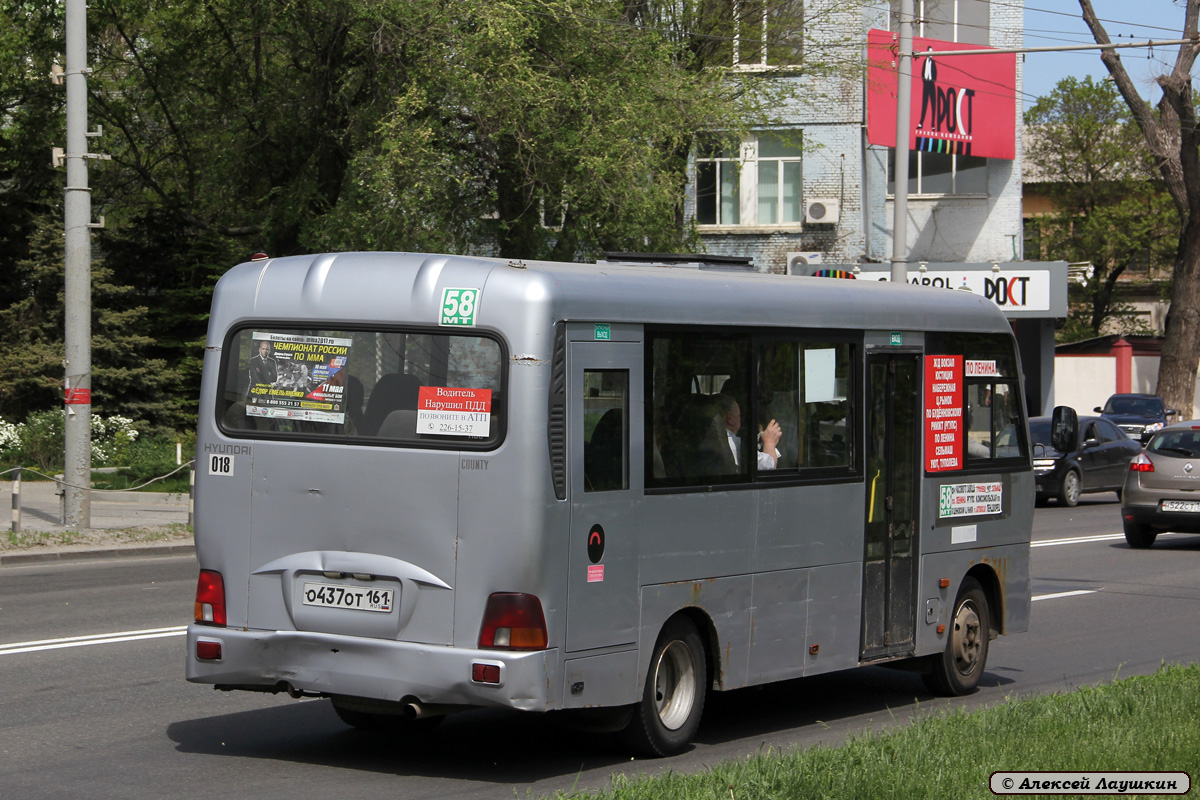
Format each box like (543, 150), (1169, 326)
(1031, 415), (1143, 506)
(1094, 393), (1177, 444)
(1120, 419), (1200, 548)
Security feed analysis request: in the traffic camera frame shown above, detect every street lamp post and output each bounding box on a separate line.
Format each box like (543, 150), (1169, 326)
(63, 0), (93, 528)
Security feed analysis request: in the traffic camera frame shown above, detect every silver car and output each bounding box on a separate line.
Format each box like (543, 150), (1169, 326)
(1120, 420), (1200, 548)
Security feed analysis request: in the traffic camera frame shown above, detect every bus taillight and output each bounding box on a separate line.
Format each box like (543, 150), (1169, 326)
(478, 593), (547, 650)
(194, 569), (227, 627)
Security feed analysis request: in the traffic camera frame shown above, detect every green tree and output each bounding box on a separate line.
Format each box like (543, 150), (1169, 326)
(1024, 76), (1178, 341)
(1077, 0), (1200, 413)
(0, 2), (64, 314)
(0, 217), (177, 427)
(2, 1), (859, 427)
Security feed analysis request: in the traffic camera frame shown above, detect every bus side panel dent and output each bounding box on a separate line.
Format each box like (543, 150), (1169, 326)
(640, 577), (752, 691)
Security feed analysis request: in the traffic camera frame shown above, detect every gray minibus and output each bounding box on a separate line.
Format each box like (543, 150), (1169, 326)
(187, 252), (1034, 755)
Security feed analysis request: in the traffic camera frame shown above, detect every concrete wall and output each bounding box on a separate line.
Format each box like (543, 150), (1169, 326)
(1053, 354), (1200, 419)
(1052, 355), (1117, 416)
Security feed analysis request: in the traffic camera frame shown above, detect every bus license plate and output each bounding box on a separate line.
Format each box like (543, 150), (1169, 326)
(302, 582), (394, 613)
(1161, 500), (1200, 513)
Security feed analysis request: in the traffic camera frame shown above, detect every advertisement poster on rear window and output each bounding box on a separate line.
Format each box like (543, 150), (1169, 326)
(245, 332), (352, 424)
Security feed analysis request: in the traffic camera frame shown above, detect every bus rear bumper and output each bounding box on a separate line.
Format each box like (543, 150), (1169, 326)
(186, 624), (559, 711)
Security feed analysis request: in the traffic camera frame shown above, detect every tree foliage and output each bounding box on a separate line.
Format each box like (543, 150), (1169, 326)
(1076, 0), (1200, 414)
(0, 0), (855, 427)
(1024, 76), (1178, 342)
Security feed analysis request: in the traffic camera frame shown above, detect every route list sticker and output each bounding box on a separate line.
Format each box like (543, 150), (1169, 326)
(924, 355), (963, 471)
(417, 386), (492, 437)
(939, 482), (1003, 518)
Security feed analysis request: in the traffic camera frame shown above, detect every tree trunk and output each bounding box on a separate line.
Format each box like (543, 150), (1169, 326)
(1077, 0), (1200, 417)
(1159, 216), (1200, 417)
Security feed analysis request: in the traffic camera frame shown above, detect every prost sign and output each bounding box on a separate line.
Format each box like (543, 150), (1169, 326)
(925, 355), (963, 472)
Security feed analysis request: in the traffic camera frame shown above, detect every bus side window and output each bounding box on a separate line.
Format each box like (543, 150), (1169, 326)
(584, 371), (628, 492)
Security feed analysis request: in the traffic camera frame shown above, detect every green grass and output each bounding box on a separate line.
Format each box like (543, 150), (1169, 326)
(548, 663), (1200, 800)
(2, 523), (192, 550)
(90, 468), (191, 493)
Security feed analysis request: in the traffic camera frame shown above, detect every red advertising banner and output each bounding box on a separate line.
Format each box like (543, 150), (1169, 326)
(867, 28), (1016, 160)
(924, 355), (963, 472)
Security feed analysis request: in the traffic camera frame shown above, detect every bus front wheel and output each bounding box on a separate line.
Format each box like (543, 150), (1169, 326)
(623, 616), (707, 757)
(923, 577), (989, 696)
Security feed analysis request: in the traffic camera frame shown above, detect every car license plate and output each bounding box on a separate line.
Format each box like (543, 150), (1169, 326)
(1161, 500), (1200, 513)
(302, 581), (394, 612)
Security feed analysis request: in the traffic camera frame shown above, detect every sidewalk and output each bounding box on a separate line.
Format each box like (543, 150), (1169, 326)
(1, 478), (194, 566)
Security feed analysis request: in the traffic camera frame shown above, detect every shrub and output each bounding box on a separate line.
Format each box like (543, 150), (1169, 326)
(0, 410), (142, 474)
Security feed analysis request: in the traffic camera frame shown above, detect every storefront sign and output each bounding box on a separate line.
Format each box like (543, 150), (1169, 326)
(867, 29), (1016, 160)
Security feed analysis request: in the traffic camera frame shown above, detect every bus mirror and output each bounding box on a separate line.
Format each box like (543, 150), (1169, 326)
(1051, 406), (1077, 453)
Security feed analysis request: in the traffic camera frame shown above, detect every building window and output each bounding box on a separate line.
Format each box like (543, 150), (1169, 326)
(890, 0), (989, 46)
(696, 139), (741, 225)
(734, 1), (804, 67)
(888, 149), (987, 195)
(696, 132), (803, 226)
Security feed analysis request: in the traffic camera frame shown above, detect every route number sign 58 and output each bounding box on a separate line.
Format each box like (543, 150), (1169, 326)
(440, 288), (480, 327)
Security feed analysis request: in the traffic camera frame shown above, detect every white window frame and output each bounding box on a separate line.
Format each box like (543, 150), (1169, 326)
(695, 132), (803, 228)
(732, 1), (804, 69)
(891, 0), (990, 46)
(887, 149), (988, 197)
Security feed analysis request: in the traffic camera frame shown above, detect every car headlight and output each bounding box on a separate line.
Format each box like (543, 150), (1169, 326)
(1145, 422), (1164, 433)
(1033, 459), (1056, 468)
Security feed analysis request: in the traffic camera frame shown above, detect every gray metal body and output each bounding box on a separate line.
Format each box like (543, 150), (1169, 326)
(187, 252), (1033, 715)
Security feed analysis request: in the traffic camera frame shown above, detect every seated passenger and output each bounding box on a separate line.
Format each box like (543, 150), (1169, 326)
(717, 394), (782, 470)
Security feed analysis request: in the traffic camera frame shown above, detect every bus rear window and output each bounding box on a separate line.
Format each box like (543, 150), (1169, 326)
(218, 327), (505, 448)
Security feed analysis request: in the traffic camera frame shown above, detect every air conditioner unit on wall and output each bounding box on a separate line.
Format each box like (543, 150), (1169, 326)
(786, 252), (823, 275)
(805, 198), (840, 225)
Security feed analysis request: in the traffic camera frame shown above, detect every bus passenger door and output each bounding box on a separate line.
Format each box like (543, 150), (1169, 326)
(861, 353), (920, 661)
(566, 336), (643, 653)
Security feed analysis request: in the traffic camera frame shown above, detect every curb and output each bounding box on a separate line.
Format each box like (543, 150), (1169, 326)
(0, 542), (195, 567)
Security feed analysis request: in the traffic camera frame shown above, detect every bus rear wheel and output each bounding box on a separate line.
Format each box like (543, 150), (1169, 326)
(923, 577), (989, 696)
(623, 617), (706, 757)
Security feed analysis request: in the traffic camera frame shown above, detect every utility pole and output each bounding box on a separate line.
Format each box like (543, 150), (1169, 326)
(890, 0), (914, 284)
(62, 0), (96, 528)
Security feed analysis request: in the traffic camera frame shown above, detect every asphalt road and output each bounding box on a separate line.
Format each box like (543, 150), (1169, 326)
(1, 496), (1197, 800)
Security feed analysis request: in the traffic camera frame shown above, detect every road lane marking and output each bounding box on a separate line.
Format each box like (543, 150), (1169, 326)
(1033, 531), (1185, 548)
(0, 625), (187, 656)
(1032, 590), (1098, 602)
(1033, 533), (1125, 547)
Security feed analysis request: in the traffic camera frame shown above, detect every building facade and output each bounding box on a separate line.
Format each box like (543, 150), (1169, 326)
(684, 0), (1025, 274)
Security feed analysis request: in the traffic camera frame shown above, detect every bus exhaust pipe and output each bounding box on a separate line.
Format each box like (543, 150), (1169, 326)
(403, 701), (459, 719)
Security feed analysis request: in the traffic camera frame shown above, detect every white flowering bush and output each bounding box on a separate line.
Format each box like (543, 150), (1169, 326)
(90, 414), (139, 465)
(0, 411), (142, 471)
(0, 418), (25, 456)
